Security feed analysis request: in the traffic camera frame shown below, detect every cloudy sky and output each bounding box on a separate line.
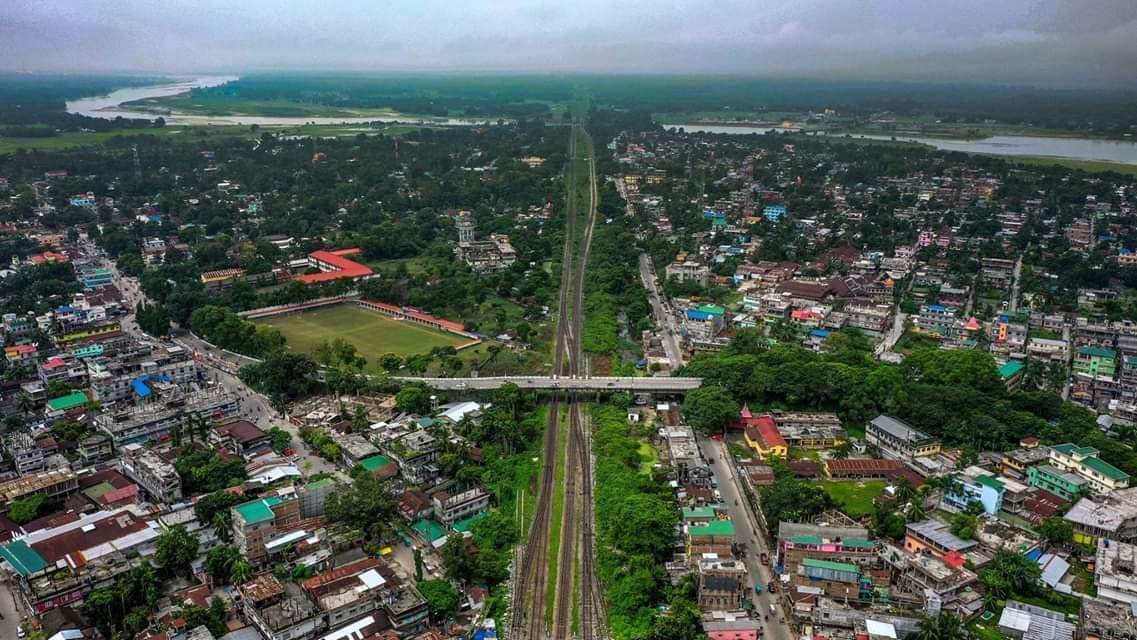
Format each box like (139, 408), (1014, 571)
(3, 0), (1136, 85)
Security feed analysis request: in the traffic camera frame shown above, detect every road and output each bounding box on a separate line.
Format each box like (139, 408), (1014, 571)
(875, 310), (907, 357)
(1009, 251), (1026, 313)
(0, 580), (24, 639)
(639, 253), (685, 370)
(698, 435), (796, 640)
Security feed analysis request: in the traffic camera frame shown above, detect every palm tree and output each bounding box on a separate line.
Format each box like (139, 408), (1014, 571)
(913, 613), (971, 640)
(230, 558), (253, 585)
(906, 499), (927, 523)
(893, 478), (917, 506)
(212, 511), (233, 542)
(16, 392), (35, 416)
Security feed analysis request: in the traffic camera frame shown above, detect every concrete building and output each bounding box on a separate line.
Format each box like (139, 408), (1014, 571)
(454, 234), (517, 273)
(1064, 487), (1137, 545)
(866, 415), (941, 460)
(1049, 443), (1130, 495)
(942, 467), (1005, 515)
(432, 487), (490, 526)
(665, 261), (711, 287)
(211, 419), (272, 458)
(1027, 464), (1088, 501)
(771, 412), (846, 449)
(6, 432), (45, 475)
(688, 519), (736, 557)
(698, 558), (748, 611)
(119, 443), (182, 504)
(1001, 444), (1051, 479)
(1094, 538), (1137, 605)
(387, 429), (440, 487)
(741, 411), (787, 459)
(879, 542), (977, 615)
(96, 387), (239, 446)
(242, 575), (322, 640)
(232, 491), (316, 565)
(0, 469), (77, 508)
(87, 344), (198, 403)
(997, 600), (1076, 640)
(904, 520), (978, 560)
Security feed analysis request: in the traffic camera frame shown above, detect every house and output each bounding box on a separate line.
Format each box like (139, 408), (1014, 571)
(1075, 346), (1119, 377)
(997, 599), (1076, 640)
(665, 261), (711, 287)
(738, 409), (787, 459)
(999, 361), (1026, 392)
(688, 519), (735, 557)
(942, 467), (1004, 515)
(386, 430), (440, 486)
(865, 415), (941, 460)
(295, 249), (374, 285)
(1000, 444), (1051, 479)
(241, 575), (322, 640)
(357, 455), (399, 481)
(698, 558), (748, 611)
(1048, 443), (1130, 494)
(232, 491), (320, 565)
(211, 420), (272, 458)
(1064, 487), (1137, 545)
(771, 412), (846, 449)
(120, 443), (182, 504)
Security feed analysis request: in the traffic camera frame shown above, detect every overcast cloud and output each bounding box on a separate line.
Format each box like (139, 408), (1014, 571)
(3, 0), (1136, 85)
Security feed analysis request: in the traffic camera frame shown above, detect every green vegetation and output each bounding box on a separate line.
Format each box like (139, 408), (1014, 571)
(174, 444), (248, 494)
(681, 386), (740, 434)
(325, 471), (397, 543)
(822, 480), (888, 518)
(591, 403), (681, 639)
(760, 462), (837, 524)
(258, 303), (468, 361)
(997, 155), (1137, 177)
(122, 93), (405, 118)
(417, 579), (461, 623)
(155, 525), (200, 579)
(82, 562), (162, 640)
(7, 493), (47, 524)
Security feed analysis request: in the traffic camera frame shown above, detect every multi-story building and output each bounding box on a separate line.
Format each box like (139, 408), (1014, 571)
(37, 354), (88, 388)
(980, 257), (1015, 289)
(87, 344), (198, 403)
(454, 234), (517, 273)
(119, 443), (182, 504)
(740, 410), (787, 459)
(904, 520), (978, 561)
(1074, 346), (1119, 378)
(665, 261), (711, 287)
(0, 469), (78, 508)
(879, 543), (977, 616)
(78, 434), (113, 465)
(79, 266), (114, 289)
(432, 487), (490, 526)
(44, 390), (90, 422)
(1048, 443), (1130, 495)
(6, 433), (45, 475)
(942, 467), (1005, 515)
(866, 415), (941, 460)
(95, 387), (239, 446)
(386, 430), (440, 487)
(1095, 538), (1137, 605)
(684, 305), (726, 341)
(301, 557), (393, 631)
(698, 558), (748, 611)
(1027, 464), (1088, 501)
(0, 508), (159, 615)
(1064, 487), (1137, 545)
(844, 304), (892, 335)
(241, 575), (323, 640)
(915, 304), (957, 337)
(688, 519), (735, 557)
(232, 491), (321, 565)
(211, 419), (271, 458)
(1026, 337), (1070, 363)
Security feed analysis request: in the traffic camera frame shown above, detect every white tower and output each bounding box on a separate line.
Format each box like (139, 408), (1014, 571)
(456, 218), (476, 243)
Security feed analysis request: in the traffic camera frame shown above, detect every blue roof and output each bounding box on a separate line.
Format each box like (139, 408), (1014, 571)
(686, 310), (715, 321)
(926, 304), (946, 312)
(131, 374), (171, 398)
(810, 329), (830, 337)
(57, 305), (72, 312)
(1025, 547), (1043, 561)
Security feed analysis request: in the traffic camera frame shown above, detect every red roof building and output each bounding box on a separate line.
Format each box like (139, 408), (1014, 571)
(737, 407), (788, 457)
(295, 248), (373, 284)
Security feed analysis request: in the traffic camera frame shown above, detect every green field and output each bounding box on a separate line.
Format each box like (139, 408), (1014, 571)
(258, 303), (467, 360)
(822, 480), (888, 518)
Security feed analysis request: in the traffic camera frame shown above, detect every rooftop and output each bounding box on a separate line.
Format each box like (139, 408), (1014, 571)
(689, 519), (736, 538)
(235, 496), (284, 524)
(906, 519), (979, 552)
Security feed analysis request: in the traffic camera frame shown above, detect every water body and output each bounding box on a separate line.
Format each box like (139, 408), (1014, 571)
(671, 122), (1137, 165)
(66, 75), (495, 127)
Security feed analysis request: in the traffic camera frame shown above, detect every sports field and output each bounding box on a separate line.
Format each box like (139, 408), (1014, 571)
(257, 303), (467, 360)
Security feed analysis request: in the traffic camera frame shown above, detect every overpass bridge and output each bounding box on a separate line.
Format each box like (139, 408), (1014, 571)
(394, 375), (702, 393)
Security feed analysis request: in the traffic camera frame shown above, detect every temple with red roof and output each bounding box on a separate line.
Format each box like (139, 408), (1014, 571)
(736, 406), (788, 458)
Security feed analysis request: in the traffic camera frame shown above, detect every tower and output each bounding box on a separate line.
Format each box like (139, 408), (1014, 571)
(456, 217), (476, 244)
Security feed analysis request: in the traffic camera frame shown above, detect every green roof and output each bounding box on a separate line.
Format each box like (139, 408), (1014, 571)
(305, 478), (334, 491)
(1052, 443), (1077, 455)
(689, 519), (735, 537)
(696, 305), (726, 316)
(46, 391), (88, 412)
(683, 506), (717, 520)
(998, 361), (1025, 379)
(452, 511), (489, 533)
(1082, 455), (1130, 481)
(358, 454), (394, 472)
(412, 519), (447, 542)
(1078, 346), (1117, 359)
(0, 540), (48, 577)
(802, 558), (859, 574)
(790, 536), (823, 545)
(235, 496), (283, 524)
(843, 539), (877, 549)
(82, 481), (114, 501)
(976, 475), (1005, 491)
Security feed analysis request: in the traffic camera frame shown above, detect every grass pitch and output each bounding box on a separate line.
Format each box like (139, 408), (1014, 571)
(258, 303), (466, 361)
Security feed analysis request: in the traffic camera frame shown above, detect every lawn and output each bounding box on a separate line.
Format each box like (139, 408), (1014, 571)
(257, 303), (467, 361)
(822, 480), (888, 518)
(0, 126), (253, 153)
(637, 442), (659, 475)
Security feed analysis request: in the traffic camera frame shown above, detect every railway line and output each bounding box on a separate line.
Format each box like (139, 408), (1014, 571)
(510, 123), (603, 640)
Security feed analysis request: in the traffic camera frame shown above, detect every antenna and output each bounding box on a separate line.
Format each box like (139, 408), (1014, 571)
(132, 145), (141, 179)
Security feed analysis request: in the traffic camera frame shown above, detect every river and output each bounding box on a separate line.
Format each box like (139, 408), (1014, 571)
(66, 75), (496, 127)
(669, 122), (1137, 165)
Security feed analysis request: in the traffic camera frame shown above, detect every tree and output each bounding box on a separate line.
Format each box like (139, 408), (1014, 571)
(230, 558), (254, 585)
(268, 427), (293, 452)
(681, 386), (739, 435)
(8, 492), (45, 524)
(156, 525), (200, 579)
(325, 472), (396, 541)
(396, 385), (434, 414)
(379, 352), (404, 373)
(417, 579), (460, 623)
(213, 510), (233, 542)
(759, 476), (834, 525)
(204, 545), (241, 584)
(440, 534), (479, 586)
(1037, 517), (1073, 546)
(980, 549), (1042, 600)
(913, 612), (971, 640)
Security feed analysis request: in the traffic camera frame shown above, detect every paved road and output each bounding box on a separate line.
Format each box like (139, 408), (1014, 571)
(1009, 251), (1026, 313)
(875, 311), (907, 357)
(639, 253), (685, 370)
(0, 580), (24, 639)
(698, 435), (796, 640)
(394, 375), (702, 392)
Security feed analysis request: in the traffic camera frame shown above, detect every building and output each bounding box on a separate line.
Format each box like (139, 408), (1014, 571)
(200, 268), (247, 288)
(739, 410), (787, 459)
(904, 520), (978, 560)
(1064, 487), (1137, 545)
(1001, 444), (1051, 479)
(212, 419), (272, 458)
(844, 305), (892, 335)
(38, 355), (88, 388)
(999, 361), (1026, 392)
(1027, 464), (1088, 501)
(915, 304), (958, 336)
(87, 344), (199, 403)
(1075, 346), (1119, 378)
(879, 542), (977, 615)
(357, 454), (399, 481)
(688, 519), (736, 557)
(6, 433), (45, 475)
(0, 469), (78, 508)
(763, 204), (786, 222)
(0, 508), (159, 615)
(684, 305), (726, 341)
(78, 434), (113, 465)
(698, 558), (748, 611)
(301, 557), (393, 631)
(432, 487), (490, 526)
(942, 467), (1004, 515)
(665, 261), (711, 287)
(386, 429), (441, 486)
(454, 234), (517, 273)
(79, 266), (114, 289)
(997, 600), (1076, 640)
(44, 391), (89, 422)
(1094, 538), (1137, 605)
(771, 412), (846, 449)
(295, 249), (374, 285)
(866, 415), (941, 460)
(242, 575), (322, 640)
(777, 522), (876, 574)
(233, 492), (301, 564)
(981, 257), (1015, 289)
(95, 387), (239, 446)
(119, 443), (182, 504)
(1048, 443), (1130, 495)
(824, 459), (923, 486)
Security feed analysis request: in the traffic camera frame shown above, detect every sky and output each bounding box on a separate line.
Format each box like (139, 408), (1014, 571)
(3, 0), (1137, 86)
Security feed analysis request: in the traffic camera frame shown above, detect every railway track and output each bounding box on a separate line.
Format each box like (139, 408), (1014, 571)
(511, 123), (604, 640)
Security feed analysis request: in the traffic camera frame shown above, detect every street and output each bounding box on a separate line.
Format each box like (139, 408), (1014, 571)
(638, 253), (685, 370)
(698, 434), (796, 640)
(0, 581), (24, 639)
